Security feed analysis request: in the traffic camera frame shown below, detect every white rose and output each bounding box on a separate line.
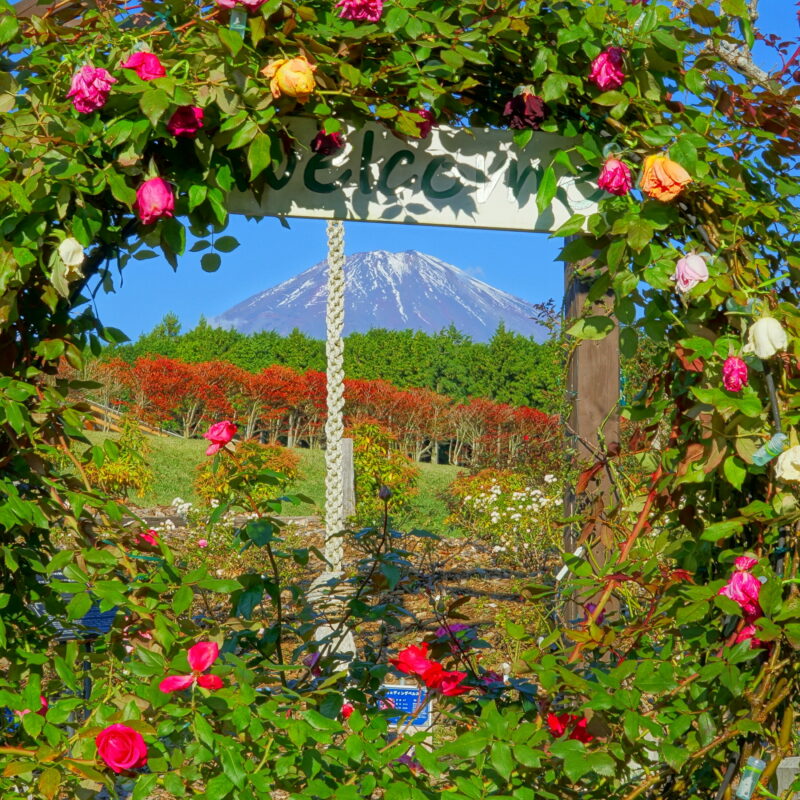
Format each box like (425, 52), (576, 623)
(775, 445), (800, 482)
(744, 317), (787, 360)
(58, 237), (85, 280)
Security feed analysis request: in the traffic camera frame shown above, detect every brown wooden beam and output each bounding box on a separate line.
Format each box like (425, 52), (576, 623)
(562, 252), (620, 624)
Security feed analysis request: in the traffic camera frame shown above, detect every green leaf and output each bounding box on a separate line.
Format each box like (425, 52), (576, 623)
(218, 26), (244, 57)
(723, 455), (747, 490)
(172, 584), (193, 614)
(567, 315), (615, 341)
(248, 132), (272, 180)
(490, 741), (514, 781)
(384, 6), (409, 33)
(214, 236), (240, 253)
(0, 11), (19, 44)
(542, 73), (569, 102)
(536, 166), (557, 213)
(139, 89), (171, 127)
(201, 253), (222, 272)
(189, 184), (208, 211)
(132, 774), (159, 800)
(700, 518), (745, 542)
(205, 773), (234, 800)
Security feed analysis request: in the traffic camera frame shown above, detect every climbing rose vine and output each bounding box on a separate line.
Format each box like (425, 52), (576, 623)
(1, 0), (799, 798)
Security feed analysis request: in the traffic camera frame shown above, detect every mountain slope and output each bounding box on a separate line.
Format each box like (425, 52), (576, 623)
(210, 250), (546, 342)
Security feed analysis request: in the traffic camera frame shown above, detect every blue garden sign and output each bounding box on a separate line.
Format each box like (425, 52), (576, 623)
(382, 685), (432, 727)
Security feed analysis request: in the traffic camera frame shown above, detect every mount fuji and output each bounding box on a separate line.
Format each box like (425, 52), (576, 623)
(210, 250), (546, 342)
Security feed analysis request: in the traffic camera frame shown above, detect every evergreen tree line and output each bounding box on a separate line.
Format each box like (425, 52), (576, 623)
(110, 314), (566, 413)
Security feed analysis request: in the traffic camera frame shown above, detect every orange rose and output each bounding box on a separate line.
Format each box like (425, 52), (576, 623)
(261, 57), (316, 103)
(639, 155), (692, 201)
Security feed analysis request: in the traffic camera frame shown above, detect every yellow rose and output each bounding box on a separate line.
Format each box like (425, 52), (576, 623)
(261, 57), (316, 103)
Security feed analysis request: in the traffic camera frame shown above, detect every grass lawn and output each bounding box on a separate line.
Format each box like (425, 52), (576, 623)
(85, 432), (464, 535)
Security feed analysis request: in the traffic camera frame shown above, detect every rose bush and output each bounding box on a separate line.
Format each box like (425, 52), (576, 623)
(1, 0), (800, 798)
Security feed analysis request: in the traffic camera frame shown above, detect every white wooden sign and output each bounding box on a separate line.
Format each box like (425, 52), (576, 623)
(227, 118), (601, 233)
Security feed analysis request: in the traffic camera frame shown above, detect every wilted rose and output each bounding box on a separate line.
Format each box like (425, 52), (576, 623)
(640, 154), (692, 201)
(159, 641), (223, 693)
(121, 51), (166, 81)
(503, 91), (548, 130)
(167, 106), (204, 138)
(262, 57), (316, 103)
(589, 47), (626, 90)
(66, 65), (117, 113)
(671, 253), (708, 293)
(598, 158), (633, 195)
(134, 178), (174, 225)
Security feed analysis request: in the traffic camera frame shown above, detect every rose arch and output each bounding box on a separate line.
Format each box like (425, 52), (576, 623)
(1, 0), (800, 798)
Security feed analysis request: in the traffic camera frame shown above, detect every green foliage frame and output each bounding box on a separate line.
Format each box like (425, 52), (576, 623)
(1, 0), (800, 798)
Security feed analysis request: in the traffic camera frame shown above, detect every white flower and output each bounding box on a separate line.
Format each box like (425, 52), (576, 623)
(544, 474), (556, 484)
(744, 317), (787, 360)
(58, 237), (85, 277)
(775, 445), (800, 482)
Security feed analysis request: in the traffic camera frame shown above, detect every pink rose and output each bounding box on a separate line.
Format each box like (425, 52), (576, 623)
(718, 556), (762, 620)
(167, 106), (204, 138)
(589, 47), (626, 91)
(217, 0), (268, 8)
(335, 0), (383, 23)
(134, 178), (175, 225)
(17, 695), (48, 718)
(121, 51), (166, 81)
(722, 356), (748, 392)
(671, 253), (708, 293)
(159, 641), (224, 693)
(341, 702), (354, 720)
(203, 420), (237, 455)
(95, 724), (148, 774)
(598, 158), (633, 195)
(136, 529), (159, 548)
(66, 65), (117, 113)
(197, 538), (209, 548)
(734, 623), (767, 650)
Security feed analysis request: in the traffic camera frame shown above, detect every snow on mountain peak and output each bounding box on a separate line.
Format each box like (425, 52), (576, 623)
(210, 250), (546, 342)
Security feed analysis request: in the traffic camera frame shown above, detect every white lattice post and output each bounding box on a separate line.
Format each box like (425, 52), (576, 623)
(324, 219), (346, 572)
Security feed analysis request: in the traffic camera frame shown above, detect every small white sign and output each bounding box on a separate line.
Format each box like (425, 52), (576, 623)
(228, 119), (601, 233)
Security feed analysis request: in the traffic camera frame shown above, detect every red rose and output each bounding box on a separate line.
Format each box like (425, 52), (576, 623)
(389, 643), (436, 679)
(546, 712), (594, 743)
(167, 105), (204, 138)
(422, 663), (471, 696)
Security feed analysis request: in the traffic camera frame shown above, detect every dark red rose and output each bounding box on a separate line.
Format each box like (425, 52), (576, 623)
(311, 130), (344, 156)
(503, 92), (548, 130)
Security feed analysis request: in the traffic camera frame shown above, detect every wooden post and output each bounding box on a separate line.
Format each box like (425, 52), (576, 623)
(341, 437), (356, 520)
(562, 254), (620, 624)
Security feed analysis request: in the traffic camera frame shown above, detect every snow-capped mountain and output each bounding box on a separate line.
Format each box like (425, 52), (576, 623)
(210, 250), (546, 342)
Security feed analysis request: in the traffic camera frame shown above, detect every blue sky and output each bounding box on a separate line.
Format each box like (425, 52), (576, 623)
(93, 3), (790, 340)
